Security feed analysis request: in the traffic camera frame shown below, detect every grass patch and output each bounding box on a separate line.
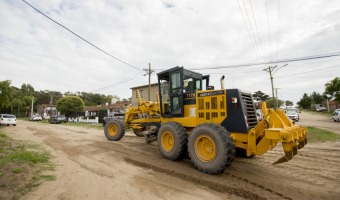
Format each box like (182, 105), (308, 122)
(11, 168), (23, 174)
(0, 128), (55, 200)
(307, 127), (340, 142)
(304, 109), (333, 117)
(63, 122), (103, 129)
(24, 119), (103, 130)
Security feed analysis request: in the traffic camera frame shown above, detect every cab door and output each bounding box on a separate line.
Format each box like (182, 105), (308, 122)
(169, 68), (184, 117)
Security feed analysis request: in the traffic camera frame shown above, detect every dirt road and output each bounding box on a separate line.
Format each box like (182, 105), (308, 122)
(297, 111), (340, 135)
(2, 117), (340, 200)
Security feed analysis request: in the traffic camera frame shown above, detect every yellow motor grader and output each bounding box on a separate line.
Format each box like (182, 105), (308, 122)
(104, 66), (307, 174)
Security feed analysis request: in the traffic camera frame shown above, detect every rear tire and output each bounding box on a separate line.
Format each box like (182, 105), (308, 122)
(157, 122), (187, 160)
(188, 123), (235, 174)
(104, 120), (125, 141)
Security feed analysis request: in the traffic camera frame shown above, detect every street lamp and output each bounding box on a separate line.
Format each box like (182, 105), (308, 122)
(264, 64), (288, 109)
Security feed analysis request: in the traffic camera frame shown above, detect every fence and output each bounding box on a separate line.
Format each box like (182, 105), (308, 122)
(68, 117), (99, 123)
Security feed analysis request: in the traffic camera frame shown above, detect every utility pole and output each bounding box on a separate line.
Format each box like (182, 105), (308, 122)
(31, 96), (34, 117)
(264, 64), (288, 110)
(143, 63), (154, 101)
(264, 66), (277, 109)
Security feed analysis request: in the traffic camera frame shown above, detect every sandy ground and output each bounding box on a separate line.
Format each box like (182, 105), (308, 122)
(297, 111), (340, 135)
(2, 113), (340, 200)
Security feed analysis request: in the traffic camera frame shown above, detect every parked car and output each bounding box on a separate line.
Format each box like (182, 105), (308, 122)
(286, 109), (299, 122)
(332, 111), (340, 122)
(256, 109), (263, 120)
(0, 114), (17, 126)
(30, 115), (42, 121)
(49, 115), (67, 124)
(315, 104), (327, 112)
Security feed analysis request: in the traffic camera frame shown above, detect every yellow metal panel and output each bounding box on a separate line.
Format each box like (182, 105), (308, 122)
(161, 117), (197, 128)
(196, 90), (227, 125)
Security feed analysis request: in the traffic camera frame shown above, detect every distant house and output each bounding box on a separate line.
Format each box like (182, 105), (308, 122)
(322, 100), (339, 111)
(130, 83), (159, 104)
(37, 104), (57, 119)
(82, 101), (131, 123)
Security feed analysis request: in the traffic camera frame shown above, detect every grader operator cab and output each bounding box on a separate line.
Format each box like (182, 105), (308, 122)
(104, 66), (307, 174)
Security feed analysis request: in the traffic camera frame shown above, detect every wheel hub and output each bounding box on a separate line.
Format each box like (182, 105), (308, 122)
(161, 131), (174, 152)
(108, 124), (118, 136)
(195, 135), (216, 162)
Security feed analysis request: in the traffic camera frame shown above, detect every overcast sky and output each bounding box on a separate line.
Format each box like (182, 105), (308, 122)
(1, 0), (339, 105)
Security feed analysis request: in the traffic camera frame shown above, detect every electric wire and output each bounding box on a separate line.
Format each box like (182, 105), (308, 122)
(193, 70), (262, 74)
(248, 0), (264, 61)
(236, 0), (261, 61)
(242, 0), (263, 60)
(22, 0), (142, 71)
(275, 65), (340, 78)
(277, 0), (280, 59)
(187, 51), (340, 70)
(92, 72), (144, 92)
(265, 0), (272, 60)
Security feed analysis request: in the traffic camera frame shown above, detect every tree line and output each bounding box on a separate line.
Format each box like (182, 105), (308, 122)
(0, 80), (120, 116)
(297, 77), (340, 109)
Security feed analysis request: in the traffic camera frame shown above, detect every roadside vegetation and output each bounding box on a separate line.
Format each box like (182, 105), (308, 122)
(307, 127), (340, 142)
(0, 128), (55, 200)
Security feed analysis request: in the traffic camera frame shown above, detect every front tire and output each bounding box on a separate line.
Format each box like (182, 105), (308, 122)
(104, 120), (125, 141)
(157, 122), (187, 160)
(188, 123), (235, 174)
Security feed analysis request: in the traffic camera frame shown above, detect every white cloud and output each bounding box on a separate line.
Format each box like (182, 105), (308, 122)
(0, 0), (339, 105)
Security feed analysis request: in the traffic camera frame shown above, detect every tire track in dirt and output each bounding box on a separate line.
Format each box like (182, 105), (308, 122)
(124, 157), (268, 200)
(19, 121), (340, 200)
(90, 139), (290, 199)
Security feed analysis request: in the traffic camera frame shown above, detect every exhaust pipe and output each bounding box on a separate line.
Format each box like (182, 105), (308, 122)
(220, 75), (225, 89)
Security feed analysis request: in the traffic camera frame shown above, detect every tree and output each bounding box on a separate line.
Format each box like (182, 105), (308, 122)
(310, 91), (323, 104)
(266, 98), (284, 108)
(285, 100), (293, 106)
(297, 93), (312, 109)
(21, 84), (35, 95)
(253, 90), (270, 101)
(325, 77), (340, 102)
(56, 96), (85, 117)
(0, 80), (12, 110)
(11, 98), (26, 116)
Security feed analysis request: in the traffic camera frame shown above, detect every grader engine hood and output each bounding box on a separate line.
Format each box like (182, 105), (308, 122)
(261, 103), (307, 164)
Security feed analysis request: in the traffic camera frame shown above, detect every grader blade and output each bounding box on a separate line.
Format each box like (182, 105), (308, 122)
(273, 142), (294, 165)
(259, 103), (308, 165)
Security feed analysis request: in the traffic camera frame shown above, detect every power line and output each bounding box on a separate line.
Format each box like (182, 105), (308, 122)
(193, 70), (262, 74)
(187, 51), (340, 70)
(265, 0), (272, 60)
(22, 0), (142, 71)
(242, 0), (263, 60)
(236, 0), (261, 61)
(275, 65), (340, 78)
(277, 0), (280, 59)
(91, 72), (144, 92)
(248, 0), (264, 61)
